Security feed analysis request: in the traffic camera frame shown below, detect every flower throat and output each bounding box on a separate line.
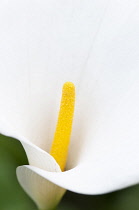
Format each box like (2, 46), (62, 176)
(50, 82), (75, 171)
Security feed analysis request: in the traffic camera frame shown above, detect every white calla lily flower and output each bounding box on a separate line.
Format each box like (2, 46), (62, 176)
(0, 0), (139, 209)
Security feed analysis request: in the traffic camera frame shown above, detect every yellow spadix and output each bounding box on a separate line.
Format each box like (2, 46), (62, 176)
(50, 82), (75, 171)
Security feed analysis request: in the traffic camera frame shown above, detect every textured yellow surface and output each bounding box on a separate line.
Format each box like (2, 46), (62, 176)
(50, 82), (75, 171)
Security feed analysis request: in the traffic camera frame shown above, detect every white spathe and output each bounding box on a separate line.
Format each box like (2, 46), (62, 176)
(0, 0), (139, 209)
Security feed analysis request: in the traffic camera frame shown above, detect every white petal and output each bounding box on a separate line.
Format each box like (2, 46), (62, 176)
(66, 0), (139, 193)
(16, 1), (139, 195)
(17, 162), (139, 195)
(62, 0), (139, 169)
(1, 0), (139, 196)
(17, 166), (66, 210)
(0, 0), (108, 151)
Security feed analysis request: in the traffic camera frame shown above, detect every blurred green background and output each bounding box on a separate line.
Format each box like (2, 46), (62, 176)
(0, 134), (139, 210)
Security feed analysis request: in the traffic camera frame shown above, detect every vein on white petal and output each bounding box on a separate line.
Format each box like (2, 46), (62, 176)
(17, 166), (66, 210)
(0, 0), (109, 161)
(68, 0), (139, 167)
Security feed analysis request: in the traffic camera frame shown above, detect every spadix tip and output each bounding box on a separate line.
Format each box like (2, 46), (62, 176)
(63, 82), (75, 91)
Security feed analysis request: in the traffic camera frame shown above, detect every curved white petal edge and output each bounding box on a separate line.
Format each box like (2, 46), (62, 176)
(17, 166), (66, 210)
(17, 160), (139, 196)
(2, 120), (139, 196)
(0, 120), (66, 209)
(2, 118), (139, 196)
(0, 119), (61, 171)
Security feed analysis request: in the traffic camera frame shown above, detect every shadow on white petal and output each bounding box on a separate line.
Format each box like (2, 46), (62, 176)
(0, 120), (61, 172)
(21, 141), (61, 172)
